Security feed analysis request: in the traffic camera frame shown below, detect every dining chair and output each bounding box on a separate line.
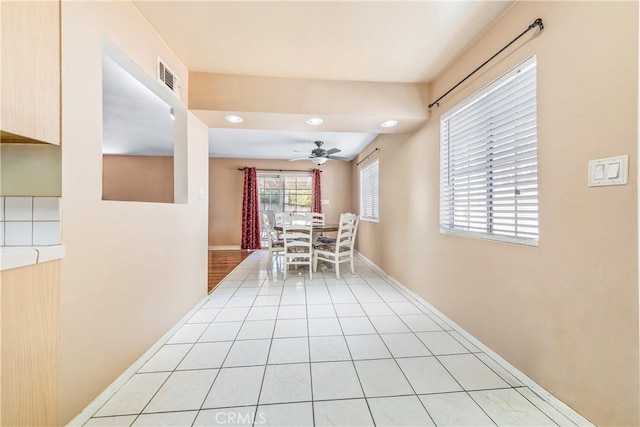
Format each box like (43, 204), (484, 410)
(282, 214), (313, 280)
(313, 213), (359, 279)
(262, 213), (284, 265)
(307, 212), (325, 226)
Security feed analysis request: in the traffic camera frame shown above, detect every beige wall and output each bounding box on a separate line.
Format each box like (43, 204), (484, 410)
(102, 155), (174, 203)
(354, 2), (639, 426)
(0, 143), (61, 196)
(209, 158), (352, 247)
(61, 2), (209, 423)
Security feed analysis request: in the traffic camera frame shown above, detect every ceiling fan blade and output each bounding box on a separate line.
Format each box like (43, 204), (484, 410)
(326, 155), (350, 161)
(290, 157), (311, 161)
(326, 148), (341, 155)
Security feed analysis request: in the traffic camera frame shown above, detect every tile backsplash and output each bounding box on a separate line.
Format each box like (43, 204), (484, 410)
(0, 197), (61, 246)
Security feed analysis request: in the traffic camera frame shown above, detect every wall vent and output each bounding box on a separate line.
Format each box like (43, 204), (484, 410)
(157, 57), (179, 97)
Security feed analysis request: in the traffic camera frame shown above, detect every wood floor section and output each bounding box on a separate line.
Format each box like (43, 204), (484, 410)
(208, 249), (253, 293)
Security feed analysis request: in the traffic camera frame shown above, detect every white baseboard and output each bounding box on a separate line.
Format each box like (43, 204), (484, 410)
(208, 245), (242, 250)
(354, 251), (594, 427)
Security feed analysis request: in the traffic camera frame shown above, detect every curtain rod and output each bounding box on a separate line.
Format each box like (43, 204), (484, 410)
(428, 18), (544, 110)
(356, 148), (380, 166)
(238, 167), (322, 173)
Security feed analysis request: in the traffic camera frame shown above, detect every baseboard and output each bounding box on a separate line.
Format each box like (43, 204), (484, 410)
(208, 245), (241, 250)
(354, 251), (594, 427)
(66, 296), (210, 426)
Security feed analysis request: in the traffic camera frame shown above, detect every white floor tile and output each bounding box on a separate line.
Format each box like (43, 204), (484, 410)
(138, 344), (192, 373)
(257, 402), (314, 427)
(471, 388), (557, 426)
(419, 392), (495, 426)
(194, 407), (257, 426)
(334, 303), (366, 317)
(308, 317), (343, 336)
(368, 395), (435, 426)
(85, 416), (137, 426)
(223, 339), (271, 367)
(311, 361), (364, 400)
(258, 286), (283, 296)
(309, 336), (352, 362)
(188, 308), (220, 323)
(387, 301), (424, 315)
(381, 333), (431, 358)
(416, 331), (470, 355)
(328, 289), (358, 304)
(438, 354), (509, 391)
(94, 372), (170, 416)
(143, 369), (218, 413)
(476, 353), (523, 387)
(247, 306), (279, 321)
(369, 315), (411, 334)
(131, 410), (198, 426)
(396, 357), (462, 394)
(313, 399), (375, 427)
(268, 337), (310, 364)
(354, 359), (413, 397)
(202, 366), (265, 409)
(259, 363), (312, 404)
(345, 334), (392, 360)
(306, 304), (336, 318)
(277, 305), (307, 319)
(361, 302), (394, 316)
(449, 331), (481, 352)
(349, 285), (384, 303)
(273, 319), (308, 338)
(399, 314), (443, 332)
(215, 307), (250, 322)
(199, 322), (242, 342)
(253, 295), (282, 306)
(236, 320), (276, 340)
(167, 324), (208, 344)
(516, 387), (576, 426)
(339, 317), (377, 335)
(176, 342), (232, 370)
(233, 287), (260, 297)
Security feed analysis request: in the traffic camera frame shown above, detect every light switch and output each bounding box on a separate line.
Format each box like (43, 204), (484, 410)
(594, 164), (605, 180)
(588, 155), (629, 187)
(607, 162), (620, 179)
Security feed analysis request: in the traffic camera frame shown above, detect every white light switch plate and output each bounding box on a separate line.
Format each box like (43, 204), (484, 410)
(588, 155), (628, 187)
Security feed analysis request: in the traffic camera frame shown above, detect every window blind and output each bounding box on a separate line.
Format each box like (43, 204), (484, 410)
(360, 159), (379, 221)
(440, 56), (538, 245)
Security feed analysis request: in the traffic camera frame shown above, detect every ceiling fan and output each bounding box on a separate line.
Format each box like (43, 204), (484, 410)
(290, 141), (347, 165)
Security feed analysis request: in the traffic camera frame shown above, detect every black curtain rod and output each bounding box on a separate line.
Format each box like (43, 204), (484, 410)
(356, 147), (380, 166)
(428, 18), (544, 110)
(238, 167), (322, 173)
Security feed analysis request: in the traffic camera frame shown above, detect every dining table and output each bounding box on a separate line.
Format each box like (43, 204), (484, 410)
(273, 223), (339, 233)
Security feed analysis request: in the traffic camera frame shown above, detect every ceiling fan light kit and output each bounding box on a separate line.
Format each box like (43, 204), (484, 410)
(290, 140), (345, 164)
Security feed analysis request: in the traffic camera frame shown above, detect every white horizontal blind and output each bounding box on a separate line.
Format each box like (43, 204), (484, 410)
(360, 159), (379, 221)
(440, 56), (538, 245)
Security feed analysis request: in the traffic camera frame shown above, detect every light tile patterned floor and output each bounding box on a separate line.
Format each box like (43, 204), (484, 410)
(85, 251), (585, 426)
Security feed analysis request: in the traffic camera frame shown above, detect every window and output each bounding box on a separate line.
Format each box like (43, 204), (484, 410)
(258, 173), (312, 214)
(440, 56), (538, 245)
(360, 159), (379, 221)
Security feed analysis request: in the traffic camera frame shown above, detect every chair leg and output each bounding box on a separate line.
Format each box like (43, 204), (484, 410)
(313, 253), (318, 272)
(335, 259), (340, 280)
(350, 254), (355, 274)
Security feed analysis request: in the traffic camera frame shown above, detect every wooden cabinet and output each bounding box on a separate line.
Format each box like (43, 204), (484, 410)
(1, 1), (60, 145)
(1, 261), (61, 426)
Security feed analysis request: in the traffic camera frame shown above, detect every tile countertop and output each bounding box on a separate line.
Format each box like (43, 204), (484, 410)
(1, 245), (65, 272)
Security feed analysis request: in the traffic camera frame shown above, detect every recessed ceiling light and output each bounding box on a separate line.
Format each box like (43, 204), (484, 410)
(306, 117), (324, 126)
(224, 114), (244, 123)
(380, 120), (399, 128)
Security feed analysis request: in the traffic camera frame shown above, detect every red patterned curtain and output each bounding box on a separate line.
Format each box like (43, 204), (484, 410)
(241, 167), (261, 249)
(312, 169), (322, 213)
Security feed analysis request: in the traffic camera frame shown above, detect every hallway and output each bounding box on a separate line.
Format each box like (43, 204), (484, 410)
(81, 251), (587, 426)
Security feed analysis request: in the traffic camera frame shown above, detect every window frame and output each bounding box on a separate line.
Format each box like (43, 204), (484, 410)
(257, 172), (313, 214)
(439, 56), (539, 247)
(359, 159), (379, 222)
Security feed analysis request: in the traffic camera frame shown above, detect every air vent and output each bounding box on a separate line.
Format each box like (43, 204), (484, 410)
(157, 57), (179, 97)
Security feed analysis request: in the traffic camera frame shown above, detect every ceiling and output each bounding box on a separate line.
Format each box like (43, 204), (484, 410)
(106, 1), (514, 159)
